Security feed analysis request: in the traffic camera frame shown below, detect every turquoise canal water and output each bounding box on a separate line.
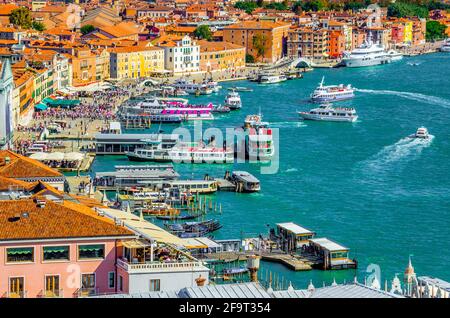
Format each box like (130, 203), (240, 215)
(90, 53), (450, 289)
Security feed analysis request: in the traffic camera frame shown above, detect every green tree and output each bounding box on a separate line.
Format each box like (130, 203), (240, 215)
(252, 34), (267, 60)
(264, 3), (289, 11)
(194, 25), (212, 41)
(234, 1), (258, 14)
(387, 2), (429, 18)
(32, 21), (45, 32)
(426, 20), (446, 41)
(9, 7), (32, 29)
(80, 24), (96, 35)
(245, 54), (255, 63)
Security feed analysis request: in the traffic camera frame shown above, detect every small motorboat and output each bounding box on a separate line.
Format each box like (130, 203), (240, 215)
(409, 127), (429, 139)
(211, 104), (231, 113)
(228, 86), (253, 92)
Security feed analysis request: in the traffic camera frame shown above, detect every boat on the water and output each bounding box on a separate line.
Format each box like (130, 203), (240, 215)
(172, 79), (213, 95)
(298, 103), (358, 122)
(409, 127), (429, 139)
(224, 90), (242, 110)
(259, 74), (287, 84)
(228, 86), (253, 92)
(231, 171), (260, 192)
(343, 37), (402, 67)
(244, 114), (275, 161)
(211, 104), (231, 113)
(440, 39), (450, 52)
(310, 76), (354, 103)
(168, 142), (234, 164)
(166, 219), (222, 238)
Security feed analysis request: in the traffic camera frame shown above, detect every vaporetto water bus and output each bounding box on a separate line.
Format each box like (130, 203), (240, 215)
(310, 77), (354, 103)
(224, 90), (242, 110)
(298, 103), (358, 122)
(244, 114), (275, 161)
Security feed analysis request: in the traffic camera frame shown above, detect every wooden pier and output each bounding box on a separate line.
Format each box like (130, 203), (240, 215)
(215, 178), (236, 191)
(204, 251), (314, 271)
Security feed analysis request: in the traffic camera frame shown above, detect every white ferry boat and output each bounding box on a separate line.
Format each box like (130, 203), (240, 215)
(224, 90), (242, 110)
(259, 74), (287, 84)
(231, 171), (260, 192)
(440, 39), (450, 52)
(310, 77), (354, 103)
(409, 127), (429, 139)
(343, 38), (401, 67)
(298, 103), (358, 122)
(244, 114), (274, 161)
(168, 142), (234, 164)
(173, 79), (213, 95)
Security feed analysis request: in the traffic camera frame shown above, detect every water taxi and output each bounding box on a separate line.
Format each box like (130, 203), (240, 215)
(298, 103), (358, 122)
(310, 77), (354, 103)
(244, 114), (275, 161)
(231, 171), (260, 192)
(409, 127), (429, 139)
(224, 90), (242, 110)
(259, 74), (287, 84)
(228, 86), (253, 92)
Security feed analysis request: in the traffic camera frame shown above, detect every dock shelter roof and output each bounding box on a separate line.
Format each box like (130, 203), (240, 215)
(309, 238), (349, 252)
(99, 208), (188, 247)
(276, 222), (314, 235)
(181, 237), (221, 249)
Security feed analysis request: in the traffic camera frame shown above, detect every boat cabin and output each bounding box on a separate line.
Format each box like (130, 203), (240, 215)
(308, 238), (356, 270)
(276, 222), (315, 252)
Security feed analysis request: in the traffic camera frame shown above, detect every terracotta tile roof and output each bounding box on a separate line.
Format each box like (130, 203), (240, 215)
(224, 20), (291, 30)
(0, 176), (36, 192)
(0, 4), (19, 16)
(0, 199), (135, 241)
(0, 150), (63, 179)
(108, 45), (163, 54)
(198, 40), (244, 53)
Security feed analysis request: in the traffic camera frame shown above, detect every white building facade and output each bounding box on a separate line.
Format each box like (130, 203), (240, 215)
(159, 36), (200, 74)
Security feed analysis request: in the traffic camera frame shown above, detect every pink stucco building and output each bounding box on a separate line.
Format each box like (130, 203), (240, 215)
(0, 198), (135, 298)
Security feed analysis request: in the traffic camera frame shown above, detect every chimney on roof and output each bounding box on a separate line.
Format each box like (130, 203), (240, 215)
(35, 198), (46, 208)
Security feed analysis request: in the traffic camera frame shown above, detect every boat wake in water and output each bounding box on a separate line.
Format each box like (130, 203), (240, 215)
(271, 121), (306, 128)
(359, 135), (435, 173)
(356, 89), (450, 108)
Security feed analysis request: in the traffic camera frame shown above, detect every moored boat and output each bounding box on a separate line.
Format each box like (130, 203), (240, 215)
(231, 171), (260, 192)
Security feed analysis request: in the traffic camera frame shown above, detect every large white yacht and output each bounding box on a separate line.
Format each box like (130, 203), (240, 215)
(224, 90), (242, 110)
(440, 39), (450, 52)
(343, 38), (401, 67)
(298, 103), (358, 122)
(310, 77), (354, 103)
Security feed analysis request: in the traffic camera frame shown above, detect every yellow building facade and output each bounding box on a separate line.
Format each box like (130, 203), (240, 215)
(198, 40), (246, 72)
(109, 46), (165, 80)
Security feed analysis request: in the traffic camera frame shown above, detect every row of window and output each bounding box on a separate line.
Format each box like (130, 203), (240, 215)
(4, 244), (105, 264)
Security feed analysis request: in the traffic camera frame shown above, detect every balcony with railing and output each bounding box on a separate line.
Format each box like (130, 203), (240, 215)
(2, 291), (27, 298)
(37, 289), (64, 298)
(117, 258), (206, 274)
(74, 287), (99, 298)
